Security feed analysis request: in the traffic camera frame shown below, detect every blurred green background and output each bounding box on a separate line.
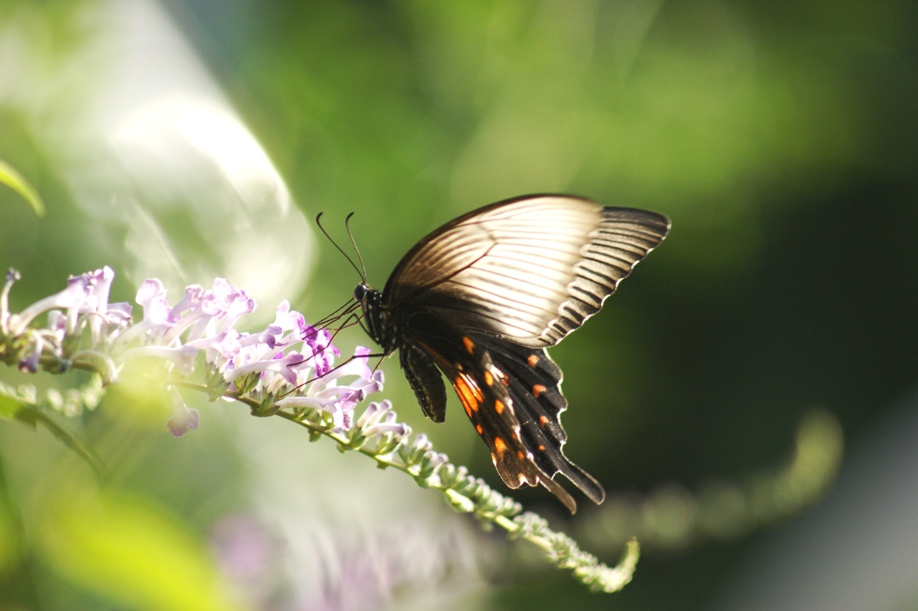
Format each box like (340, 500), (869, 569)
(1, 1), (916, 609)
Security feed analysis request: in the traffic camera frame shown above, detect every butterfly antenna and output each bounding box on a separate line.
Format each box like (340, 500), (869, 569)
(311, 298), (360, 330)
(316, 212), (364, 280)
(344, 212), (368, 282)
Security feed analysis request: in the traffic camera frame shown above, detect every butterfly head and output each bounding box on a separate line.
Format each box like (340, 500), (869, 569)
(353, 282), (370, 303)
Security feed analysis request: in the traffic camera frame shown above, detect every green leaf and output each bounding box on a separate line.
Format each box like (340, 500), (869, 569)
(0, 394), (38, 426)
(38, 490), (244, 611)
(0, 159), (45, 217)
(0, 500), (19, 575)
(0, 394), (104, 477)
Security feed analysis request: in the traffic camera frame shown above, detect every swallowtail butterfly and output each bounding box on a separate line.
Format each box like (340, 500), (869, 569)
(354, 195), (669, 512)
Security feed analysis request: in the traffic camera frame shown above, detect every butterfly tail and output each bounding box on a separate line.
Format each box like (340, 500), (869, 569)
(552, 458), (606, 506)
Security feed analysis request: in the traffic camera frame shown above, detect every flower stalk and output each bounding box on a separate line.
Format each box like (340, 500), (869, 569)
(0, 266), (639, 593)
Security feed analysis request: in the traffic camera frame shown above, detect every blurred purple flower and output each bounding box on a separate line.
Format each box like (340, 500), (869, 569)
(211, 515), (286, 610)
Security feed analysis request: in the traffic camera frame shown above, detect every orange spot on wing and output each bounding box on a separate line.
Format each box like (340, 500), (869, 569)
(493, 436), (508, 457)
(453, 374), (484, 417)
(517, 451), (525, 459)
(532, 384), (547, 398)
(483, 370), (494, 386)
(475, 424), (483, 434)
(462, 336), (475, 354)
(539, 415), (549, 427)
(538, 445), (545, 451)
(494, 400), (505, 415)
(527, 354), (540, 368)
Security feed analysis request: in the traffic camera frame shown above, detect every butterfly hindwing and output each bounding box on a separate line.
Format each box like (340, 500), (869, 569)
(397, 309), (599, 512)
(429, 330), (584, 513)
(475, 333), (606, 507)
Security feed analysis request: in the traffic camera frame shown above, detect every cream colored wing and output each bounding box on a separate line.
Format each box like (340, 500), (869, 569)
(384, 195), (669, 348)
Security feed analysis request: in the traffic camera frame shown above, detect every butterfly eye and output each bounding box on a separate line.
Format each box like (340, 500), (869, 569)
(353, 283), (368, 301)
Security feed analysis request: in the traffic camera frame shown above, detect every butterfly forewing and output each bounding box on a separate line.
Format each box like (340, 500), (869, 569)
(383, 196), (669, 348)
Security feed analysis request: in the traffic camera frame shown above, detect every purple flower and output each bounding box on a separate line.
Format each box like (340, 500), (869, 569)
(356, 400), (410, 438)
(5, 266), (128, 337)
(136, 278), (176, 327)
(276, 348), (383, 432)
(18, 333), (42, 373)
(3, 268), (383, 436)
(166, 387), (200, 436)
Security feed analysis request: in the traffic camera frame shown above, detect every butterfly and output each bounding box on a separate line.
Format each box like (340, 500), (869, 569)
(353, 195), (669, 512)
